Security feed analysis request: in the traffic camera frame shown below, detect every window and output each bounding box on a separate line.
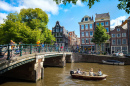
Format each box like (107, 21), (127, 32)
(117, 39), (121, 45)
(112, 39), (116, 45)
(85, 18), (88, 21)
(105, 22), (108, 26)
(122, 39), (126, 44)
(56, 28), (59, 32)
(105, 27), (109, 32)
(90, 31), (93, 36)
(86, 38), (89, 43)
(86, 31), (88, 36)
(53, 33), (56, 37)
(81, 32), (84, 37)
(60, 28), (62, 32)
(101, 22), (104, 26)
(90, 24), (92, 29)
(60, 39), (63, 42)
(90, 38), (93, 44)
(117, 28), (120, 31)
(53, 28), (55, 32)
(96, 23), (99, 26)
(82, 39), (85, 44)
(122, 33), (126, 37)
(56, 33), (59, 37)
(117, 33), (121, 37)
(57, 39), (59, 42)
(112, 34), (116, 37)
(101, 19), (104, 20)
(60, 33), (62, 37)
(81, 25), (84, 30)
(85, 24), (88, 30)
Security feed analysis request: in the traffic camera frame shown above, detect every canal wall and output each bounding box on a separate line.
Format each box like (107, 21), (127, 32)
(72, 53), (130, 65)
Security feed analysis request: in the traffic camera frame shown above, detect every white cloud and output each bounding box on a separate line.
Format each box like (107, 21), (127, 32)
(64, 9), (68, 12)
(110, 16), (127, 28)
(0, 0), (59, 15)
(76, 0), (84, 7)
(0, 13), (8, 24)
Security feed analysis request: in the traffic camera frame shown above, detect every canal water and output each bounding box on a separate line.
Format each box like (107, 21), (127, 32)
(0, 63), (130, 86)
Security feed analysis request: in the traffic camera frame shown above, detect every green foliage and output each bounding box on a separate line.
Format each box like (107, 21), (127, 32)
(54, 0), (130, 14)
(0, 8), (55, 44)
(117, 0), (130, 14)
(91, 23), (110, 54)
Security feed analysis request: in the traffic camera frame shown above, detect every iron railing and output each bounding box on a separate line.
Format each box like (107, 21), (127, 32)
(0, 44), (71, 60)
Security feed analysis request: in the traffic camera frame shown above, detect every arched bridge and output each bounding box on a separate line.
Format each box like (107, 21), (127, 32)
(0, 44), (74, 82)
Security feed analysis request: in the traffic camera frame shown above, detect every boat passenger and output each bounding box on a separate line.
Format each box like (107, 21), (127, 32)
(97, 69), (102, 76)
(89, 68), (94, 76)
(76, 68), (81, 74)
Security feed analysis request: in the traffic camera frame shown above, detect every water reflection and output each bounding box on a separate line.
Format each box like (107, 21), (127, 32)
(0, 63), (130, 86)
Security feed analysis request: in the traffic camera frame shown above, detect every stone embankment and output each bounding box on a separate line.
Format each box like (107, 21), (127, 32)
(72, 53), (130, 65)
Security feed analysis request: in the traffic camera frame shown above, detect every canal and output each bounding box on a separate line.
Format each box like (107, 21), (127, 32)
(0, 63), (130, 86)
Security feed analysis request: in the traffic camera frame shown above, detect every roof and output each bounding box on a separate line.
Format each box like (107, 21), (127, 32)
(95, 13), (110, 19)
(121, 16), (130, 26)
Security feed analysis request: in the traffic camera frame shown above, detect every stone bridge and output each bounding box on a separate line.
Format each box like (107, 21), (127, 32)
(0, 52), (74, 82)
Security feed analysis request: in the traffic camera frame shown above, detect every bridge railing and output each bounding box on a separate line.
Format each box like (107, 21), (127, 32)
(0, 44), (71, 60)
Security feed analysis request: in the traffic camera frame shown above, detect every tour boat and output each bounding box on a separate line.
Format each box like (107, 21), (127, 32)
(70, 71), (107, 80)
(102, 60), (124, 65)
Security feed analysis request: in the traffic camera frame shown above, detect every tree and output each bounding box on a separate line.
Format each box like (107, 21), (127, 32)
(0, 8), (56, 44)
(54, 0), (130, 14)
(91, 23), (110, 54)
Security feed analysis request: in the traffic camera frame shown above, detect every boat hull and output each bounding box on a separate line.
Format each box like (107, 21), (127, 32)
(102, 60), (124, 65)
(71, 74), (107, 80)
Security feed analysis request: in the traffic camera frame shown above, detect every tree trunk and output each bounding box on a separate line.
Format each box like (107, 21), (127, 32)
(99, 44), (101, 55)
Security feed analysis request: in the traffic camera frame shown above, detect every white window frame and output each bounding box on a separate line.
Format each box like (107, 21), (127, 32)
(117, 28), (120, 31)
(112, 39), (116, 45)
(86, 38), (89, 44)
(117, 33), (121, 37)
(81, 32), (84, 37)
(90, 38), (93, 44)
(82, 39), (85, 44)
(90, 24), (93, 29)
(105, 27), (109, 32)
(105, 22), (109, 26)
(81, 25), (84, 30)
(86, 31), (88, 37)
(56, 28), (59, 32)
(85, 24), (88, 30)
(122, 33), (126, 37)
(117, 39), (121, 45)
(90, 31), (93, 36)
(122, 39), (126, 44)
(101, 22), (104, 26)
(112, 34), (116, 37)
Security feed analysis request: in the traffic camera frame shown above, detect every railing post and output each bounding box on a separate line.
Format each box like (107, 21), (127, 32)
(46, 44), (47, 52)
(7, 44), (10, 60)
(20, 44), (23, 56)
(30, 44), (32, 54)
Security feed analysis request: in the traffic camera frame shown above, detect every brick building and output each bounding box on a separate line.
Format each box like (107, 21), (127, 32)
(78, 15), (95, 52)
(110, 26), (128, 54)
(95, 13), (110, 54)
(52, 21), (69, 49)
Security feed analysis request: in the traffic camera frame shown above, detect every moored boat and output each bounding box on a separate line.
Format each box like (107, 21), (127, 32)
(102, 60), (124, 65)
(70, 70), (107, 80)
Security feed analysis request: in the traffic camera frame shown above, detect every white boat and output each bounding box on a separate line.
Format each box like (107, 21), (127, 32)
(102, 60), (124, 65)
(70, 71), (107, 80)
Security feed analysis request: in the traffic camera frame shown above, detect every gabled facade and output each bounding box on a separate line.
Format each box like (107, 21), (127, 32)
(52, 21), (69, 49)
(110, 26), (128, 54)
(78, 15), (95, 53)
(95, 13), (110, 54)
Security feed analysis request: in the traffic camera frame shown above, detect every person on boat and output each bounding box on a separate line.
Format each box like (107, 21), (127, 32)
(76, 68), (81, 74)
(89, 68), (94, 76)
(97, 69), (102, 76)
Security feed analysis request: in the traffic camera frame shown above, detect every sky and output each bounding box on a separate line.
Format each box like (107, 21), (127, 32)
(0, 0), (129, 37)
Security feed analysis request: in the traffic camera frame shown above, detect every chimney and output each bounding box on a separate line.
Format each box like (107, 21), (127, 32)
(92, 15), (93, 20)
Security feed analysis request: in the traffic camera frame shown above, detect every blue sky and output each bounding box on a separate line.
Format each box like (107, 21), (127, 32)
(0, 0), (129, 37)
